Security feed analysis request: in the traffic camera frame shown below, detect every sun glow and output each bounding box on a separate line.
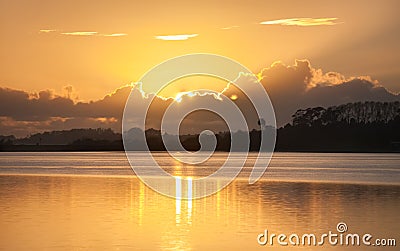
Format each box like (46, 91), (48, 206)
(174, 92), (194, 102)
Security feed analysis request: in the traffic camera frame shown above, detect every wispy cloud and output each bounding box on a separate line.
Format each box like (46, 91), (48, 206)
(39, 30), (128, 37)
(102, 33), (128, 37)
(221, 25), (240, 30)
(260, 17), (341, 26)
(61, 31), (98, 36)
(39, 29), (57, 33)
(155, 34), (198, 41)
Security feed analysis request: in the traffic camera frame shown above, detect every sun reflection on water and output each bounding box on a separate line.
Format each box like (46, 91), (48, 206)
(0, 175), (398, 251)
(175, 176), (193, 225)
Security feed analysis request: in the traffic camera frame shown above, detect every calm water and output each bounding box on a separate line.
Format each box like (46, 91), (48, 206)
(0, 152), (399, 250)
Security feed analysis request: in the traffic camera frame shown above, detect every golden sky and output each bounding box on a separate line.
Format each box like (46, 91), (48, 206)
(0, 0), (399, 101)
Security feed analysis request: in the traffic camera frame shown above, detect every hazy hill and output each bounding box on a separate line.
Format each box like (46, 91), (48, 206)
(15, 128), (121, 145)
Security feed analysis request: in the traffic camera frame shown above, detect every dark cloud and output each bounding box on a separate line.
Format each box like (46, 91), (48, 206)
(258, 60), (400, 125)
(0, 86), (130, 136)
(0, 86), (130, 121)
(1, 60), (399, 137)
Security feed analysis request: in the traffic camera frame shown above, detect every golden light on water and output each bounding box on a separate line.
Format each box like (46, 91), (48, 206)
(139, 181), (145, 226)
(187, 177), (193, 223)
(175, 176), (193, 225)
(175, 177), (181, 222)
(0, 173), (399, 250)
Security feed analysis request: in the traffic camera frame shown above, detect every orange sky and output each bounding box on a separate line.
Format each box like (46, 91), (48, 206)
(0, 0), (399, 101)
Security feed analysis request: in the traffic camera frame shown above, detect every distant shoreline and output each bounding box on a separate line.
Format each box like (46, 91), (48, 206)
(1, 145), (399, 153)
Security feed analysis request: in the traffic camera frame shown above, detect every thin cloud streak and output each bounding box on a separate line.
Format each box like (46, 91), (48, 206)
(155, 34), (198, 41)
(39, 30), (128, 37)
(61, 31), (98, 36)
(221, 25), (240, 30)
(260, 17), (341, 26)
(39, 29), (57, 33)
(102, 33), (128, 37)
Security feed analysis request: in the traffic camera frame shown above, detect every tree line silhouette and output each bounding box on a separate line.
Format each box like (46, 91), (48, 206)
(277, 101), (400, 152)
(1, 101), (399, 152)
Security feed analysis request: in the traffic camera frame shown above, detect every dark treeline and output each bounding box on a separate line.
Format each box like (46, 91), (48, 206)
(1, 101), (399, 152)
(0, 128), (123, 151)
(277, 101), (400, 152)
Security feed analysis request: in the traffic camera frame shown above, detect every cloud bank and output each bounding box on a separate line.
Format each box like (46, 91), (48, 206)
(0, 60), (398, 137)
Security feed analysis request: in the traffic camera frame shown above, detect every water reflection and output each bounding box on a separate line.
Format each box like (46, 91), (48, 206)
(175, 176), (193, 226)
(0, 175), (399, 250)
(175, 176), (181, 224)
(187, 177), (192, 224)
(138, 181), (145, 226)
